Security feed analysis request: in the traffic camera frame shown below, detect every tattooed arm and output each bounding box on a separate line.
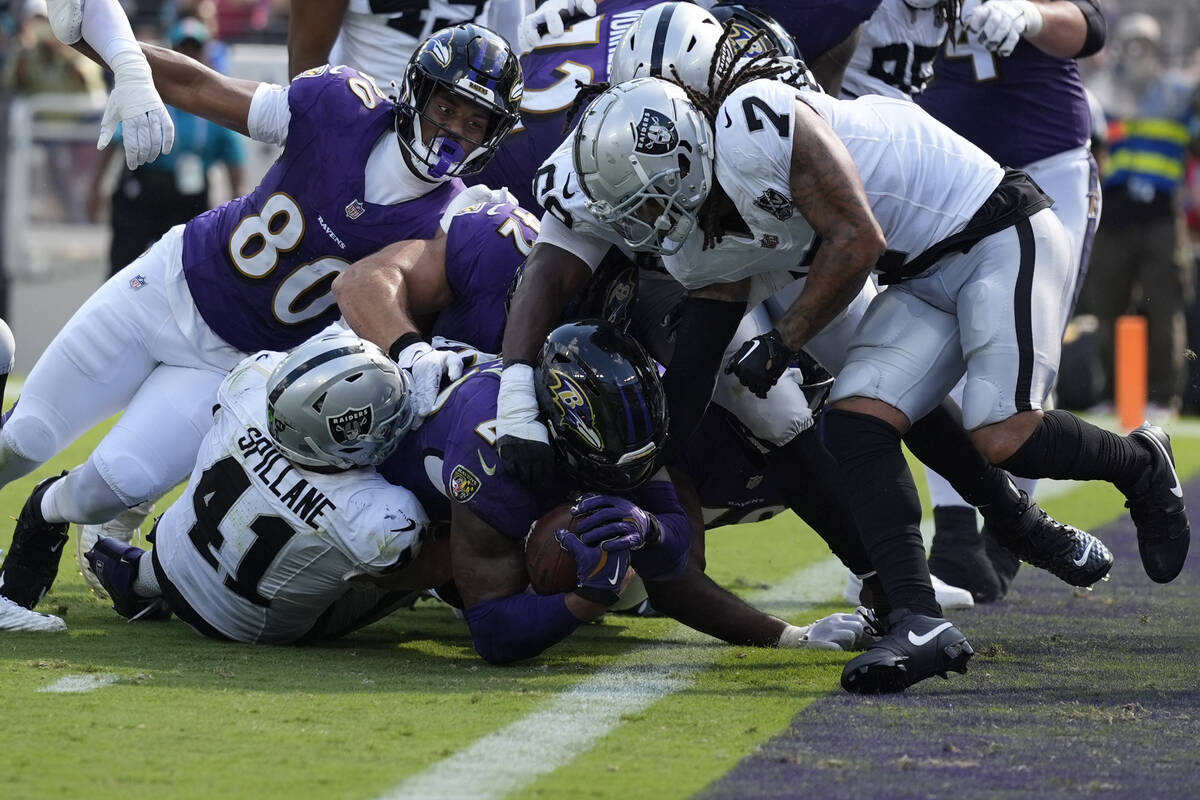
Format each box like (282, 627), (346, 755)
(774, 99), (885, 354)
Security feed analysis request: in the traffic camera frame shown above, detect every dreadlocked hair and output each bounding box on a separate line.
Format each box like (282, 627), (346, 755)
(936, 0), (964, 48)
(673, 23), (805, 250)
(563, 79), (612, 134)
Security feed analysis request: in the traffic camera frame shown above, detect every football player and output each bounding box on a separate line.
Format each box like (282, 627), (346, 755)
(377, 320), (871, 663)
(572, 66), (1188, 692)
(0, 14), (522, 616)
(81, 333), (444, 643)
(916, 0), (1108, 601)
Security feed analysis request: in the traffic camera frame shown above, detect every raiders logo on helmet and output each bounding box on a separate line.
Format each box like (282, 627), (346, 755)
(754, 187), (794, 221)
(328, 406), (373, 445)
(634, 109), (679, 155)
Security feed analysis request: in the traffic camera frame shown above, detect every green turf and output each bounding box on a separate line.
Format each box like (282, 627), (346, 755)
(1, 408), (1195, 800)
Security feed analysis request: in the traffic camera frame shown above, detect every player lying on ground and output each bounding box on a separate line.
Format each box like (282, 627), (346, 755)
(0, 9), (520, 616)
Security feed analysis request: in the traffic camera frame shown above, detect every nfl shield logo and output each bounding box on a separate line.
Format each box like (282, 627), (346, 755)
(449, 465), (481, 503)
(345, 199), (366, 220)
(129, 274), (147, 290)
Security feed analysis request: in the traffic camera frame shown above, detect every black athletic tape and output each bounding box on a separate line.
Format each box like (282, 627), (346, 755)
(387, 332), (424, 362)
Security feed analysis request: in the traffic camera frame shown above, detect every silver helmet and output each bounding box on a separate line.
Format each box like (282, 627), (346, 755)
(574, 78), (713, 256)
(609, 3), (730, 93)
(265, 333), (416, 470)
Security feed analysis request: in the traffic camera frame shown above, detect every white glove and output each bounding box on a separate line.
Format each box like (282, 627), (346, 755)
(779, 612), (872, 651)
(46, 0), (83, 43)
(496, 363), (551, 445)
(517, 0), (597, 53)
(439, 184), (520, 234)
(100, 51), (176, 170)
(966, 0), (1044, 58)
(395, 341), (465, 423)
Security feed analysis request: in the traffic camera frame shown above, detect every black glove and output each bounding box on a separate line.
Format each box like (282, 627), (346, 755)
(795, 349), (835, 412)
(497, 434), (557, 487)
(724, 328), (793, 399)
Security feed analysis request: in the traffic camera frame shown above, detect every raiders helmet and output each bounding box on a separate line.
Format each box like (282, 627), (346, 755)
(574, 78), (713, 256)
(265, 334), (416, 470)
(534, 320), (668, 493)
(609, 3), (730, 92)
(709, 3), (801, 59)
(395, 23), (522, 180)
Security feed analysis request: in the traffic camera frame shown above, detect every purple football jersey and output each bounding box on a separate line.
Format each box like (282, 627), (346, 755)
(919, 33), (1090, 167)
(754, 0), (881, 60)
(468, 0), (652, 211)
(669, 407), (786, 530)
(432, 201), (540, 354)
(181, 66), (463, 353)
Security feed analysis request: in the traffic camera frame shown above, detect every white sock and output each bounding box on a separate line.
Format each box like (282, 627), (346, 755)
(133, 552), (161, 598)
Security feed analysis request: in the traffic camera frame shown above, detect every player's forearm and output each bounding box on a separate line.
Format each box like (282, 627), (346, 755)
(644, 561), (788, 646)
(287, 0), (349, 78)
(135, 44), (256, 136)
(464, 593), (588, 664)
(334, 261), (422, 351)
(1024, 1), (1091, 59)
(501, 243), (590, 364)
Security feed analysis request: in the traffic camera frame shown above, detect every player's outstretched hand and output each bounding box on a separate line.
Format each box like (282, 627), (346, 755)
(571, 494), (661, 551)
(517, 0), (597, 52)
(395, 341), (464, 423)
(725, 328), (793, 399)
(555, 528), (631, 607)
(780, 612), (873, 651)
(99, 51), (176, 170)
(966, 0), (1044, 57)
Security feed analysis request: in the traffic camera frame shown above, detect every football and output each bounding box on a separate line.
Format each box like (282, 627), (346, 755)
(525, 502), (578, 595)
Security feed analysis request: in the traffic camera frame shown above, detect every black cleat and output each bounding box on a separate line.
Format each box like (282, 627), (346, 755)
(841, 609), (973, 694)
(0, 472), (69, 609)
(984, 491), (1113, 588)
(1126, 423), (1191, 583)
(84, 537), (171, 621)
(928, 505), (1003, 603)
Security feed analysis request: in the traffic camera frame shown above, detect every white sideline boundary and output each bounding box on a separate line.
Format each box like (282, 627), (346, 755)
(376, 557), (846, 800)
(38, 673), (120, 693)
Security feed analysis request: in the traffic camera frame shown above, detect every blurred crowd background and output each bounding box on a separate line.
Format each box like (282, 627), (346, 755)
(0, 0), (1198, 418)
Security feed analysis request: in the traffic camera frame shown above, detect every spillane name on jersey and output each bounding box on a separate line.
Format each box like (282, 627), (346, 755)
(181, 66), (461, 353)
(918, 0), (1090, 167)
(842, 0), (948, 100)
(154, 351), (428, 643)
(433, 201), (540, 354)
(471, 0), (651, 212)
(667, 78), (1002, 290)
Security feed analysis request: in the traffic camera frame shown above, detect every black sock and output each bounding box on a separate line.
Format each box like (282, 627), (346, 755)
(822, 409), (940, 617)
(904, 400), (1023, 518)
(766, 426), (875, 576)
(998, 410), (1149, 494)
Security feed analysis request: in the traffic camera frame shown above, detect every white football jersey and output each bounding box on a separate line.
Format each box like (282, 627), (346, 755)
(153, 351), (428, 644)
(842, 0), (949, 100)
(666, 79), (1003, 291)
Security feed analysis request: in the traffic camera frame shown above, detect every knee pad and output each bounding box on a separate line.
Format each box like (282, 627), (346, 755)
(93, 449), (174, 508)
(2, 412), (62, 464)
(828, 360), (884, 406)
(961, 376), (1005, 431)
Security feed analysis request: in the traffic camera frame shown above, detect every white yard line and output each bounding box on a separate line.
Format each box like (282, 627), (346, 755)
(37, 673), (120, 693)
(376, 557), (845, 800)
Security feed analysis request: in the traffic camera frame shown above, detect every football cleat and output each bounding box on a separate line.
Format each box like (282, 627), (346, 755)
(0, 593), (66, 632)
(76, 500), (155, 599)
(84, 537), (171, 621)
(843, 571), (973, 611)
(983, 491), (1113, 588)
(841, 609), (973, 694)
(0, 472), (69, 609)
(1126, 423), (1191, 583)
(927, 505), (1003, 603)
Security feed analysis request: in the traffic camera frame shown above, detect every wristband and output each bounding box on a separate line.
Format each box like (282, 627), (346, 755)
(388, 332), (424, 362)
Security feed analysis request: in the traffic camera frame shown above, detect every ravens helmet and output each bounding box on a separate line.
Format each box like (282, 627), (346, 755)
(395, 24), (522, 180)
(710, 3), (802, 60)
(534, 320), (668, 493)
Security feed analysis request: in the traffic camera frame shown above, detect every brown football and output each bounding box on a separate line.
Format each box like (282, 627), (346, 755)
(525, 502), (578, 595)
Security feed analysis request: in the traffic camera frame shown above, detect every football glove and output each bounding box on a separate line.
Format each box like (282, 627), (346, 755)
(779, 612), (874, 651)
(394, 341), (464, 423)
(571, 494), (661, 551)
(46, 0), (83, 43)
(497, 364), (557, 486)
(517, 0), (597, 53)
(555, 528), (631, 607)
(439, 184), (520, 234)
(966, 0), (1044, 57)
(99, 51), (176, 170)
(725, 328), (794, 399)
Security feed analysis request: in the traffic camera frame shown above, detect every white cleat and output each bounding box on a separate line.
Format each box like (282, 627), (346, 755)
(843, 571), (975, 610)
(77, 501), (155, 599)
(0, 594), (66, 632)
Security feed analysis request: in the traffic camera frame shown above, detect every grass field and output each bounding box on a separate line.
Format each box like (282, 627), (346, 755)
(2, 406), (1198, 800)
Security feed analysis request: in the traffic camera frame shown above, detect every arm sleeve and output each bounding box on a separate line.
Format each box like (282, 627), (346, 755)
(627, 479), (691, 581)
(1066, 0), (1106, 58)
(464, 593), (582, 664)
(247, 82), (290, 146)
